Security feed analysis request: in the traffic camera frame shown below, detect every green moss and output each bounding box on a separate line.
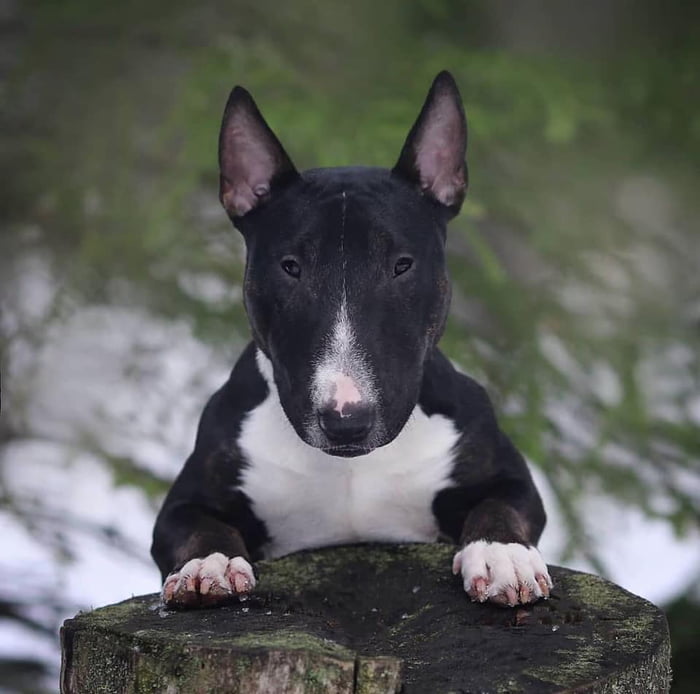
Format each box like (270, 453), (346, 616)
(388, 602), (434, 636)
(230, 628), (354, 660)
(614, 613), (659, 652)
(129, 631), (356, 693)
(493, 679), (523, 693)
(257, 552), (331, 593)
(564, 572), (635, 611)
(522, 574), (670, 691)
(257, 543), (453, 595)
(525, 642), (606, 688)
(526, 645), (671, 693)
(355, 656), (402, 694)
(71, 597), (156, 629)
(393, 543), (454, 570)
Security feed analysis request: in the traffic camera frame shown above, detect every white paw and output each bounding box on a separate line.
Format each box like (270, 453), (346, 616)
(162, 553), (256, 608)
(452, 540), (552, 607)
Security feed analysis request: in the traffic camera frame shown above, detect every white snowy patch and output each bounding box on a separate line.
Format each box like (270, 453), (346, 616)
(532, 465), (700, 605)
(0, 294), (232, 680)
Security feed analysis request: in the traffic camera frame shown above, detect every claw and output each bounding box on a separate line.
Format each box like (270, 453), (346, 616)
(489, 586), (517, 607)
(519, 583), (531, 603)
(469, 576), (489, 602)
(184, 573), (198, 593)
(536, 573), (551, 598)
(233, 573), (251, 594)
(162, 576), (177, 603)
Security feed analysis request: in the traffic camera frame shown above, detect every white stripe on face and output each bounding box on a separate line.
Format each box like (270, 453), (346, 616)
(312, 299), (376, 415)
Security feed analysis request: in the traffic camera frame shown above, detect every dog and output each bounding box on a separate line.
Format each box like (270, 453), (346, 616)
(151, 71), (551, 609)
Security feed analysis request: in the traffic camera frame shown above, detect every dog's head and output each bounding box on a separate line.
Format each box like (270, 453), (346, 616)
(219, 72), (467, 457)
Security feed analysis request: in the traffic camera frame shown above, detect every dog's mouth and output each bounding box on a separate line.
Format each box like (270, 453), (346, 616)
(322, 444), (375, 458)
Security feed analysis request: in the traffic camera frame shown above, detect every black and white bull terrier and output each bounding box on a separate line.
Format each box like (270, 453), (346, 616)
(151, 71), (552, 609)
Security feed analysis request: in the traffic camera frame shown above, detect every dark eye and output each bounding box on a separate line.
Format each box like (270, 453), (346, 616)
(280, 257), (301, 279)
(393, 257), (413, 277)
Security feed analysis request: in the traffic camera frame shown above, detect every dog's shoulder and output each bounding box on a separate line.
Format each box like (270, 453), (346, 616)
(194, 341), (268, 449)
(167, 341), (268, 500)
(420, 348), (527, 482)
(419, 348), (498, 434)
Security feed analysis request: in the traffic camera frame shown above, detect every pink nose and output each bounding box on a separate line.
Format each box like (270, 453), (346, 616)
(330, 374), (363, 415)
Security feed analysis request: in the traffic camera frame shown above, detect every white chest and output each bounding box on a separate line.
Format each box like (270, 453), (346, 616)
(238, 388), (459, 559)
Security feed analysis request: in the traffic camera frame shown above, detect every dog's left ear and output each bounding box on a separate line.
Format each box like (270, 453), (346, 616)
(393, 71), (467, 216)
(219, 86), (299, 218)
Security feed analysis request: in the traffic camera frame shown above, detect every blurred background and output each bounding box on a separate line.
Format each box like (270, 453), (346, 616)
(1, 0), (698, 691)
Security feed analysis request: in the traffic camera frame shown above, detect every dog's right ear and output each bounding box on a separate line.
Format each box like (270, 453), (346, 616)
(219, 87), (298, 218)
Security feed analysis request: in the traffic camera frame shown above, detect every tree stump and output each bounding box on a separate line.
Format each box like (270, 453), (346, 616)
(60, 544), (671, 693)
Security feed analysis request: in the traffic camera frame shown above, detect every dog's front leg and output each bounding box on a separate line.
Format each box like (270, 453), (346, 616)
(444, 426), (553, 607)
(152, 503), (257, 609)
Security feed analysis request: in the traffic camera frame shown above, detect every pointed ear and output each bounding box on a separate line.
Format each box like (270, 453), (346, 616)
(393, 71), (468, 215)
(218, 86), (298, 218)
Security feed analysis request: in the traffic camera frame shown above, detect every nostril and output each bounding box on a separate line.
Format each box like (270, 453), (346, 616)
(317, 406), (374, 444)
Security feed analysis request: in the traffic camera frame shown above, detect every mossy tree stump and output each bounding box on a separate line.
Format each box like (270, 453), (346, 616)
(61, 544), (671, 693)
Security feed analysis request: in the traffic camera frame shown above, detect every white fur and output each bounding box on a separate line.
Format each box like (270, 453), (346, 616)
(311, 299), (377, 413)
(452, 540), (551, 600)
(256, 349), (275, 382)
(239, 352), (460, 558)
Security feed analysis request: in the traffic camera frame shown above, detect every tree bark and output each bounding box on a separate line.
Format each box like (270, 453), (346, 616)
(61, 543), (671, 693)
